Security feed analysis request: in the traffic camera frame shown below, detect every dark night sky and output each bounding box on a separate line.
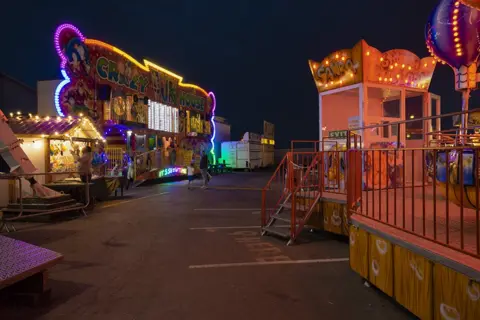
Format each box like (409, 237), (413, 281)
(2, 0), (479, 147)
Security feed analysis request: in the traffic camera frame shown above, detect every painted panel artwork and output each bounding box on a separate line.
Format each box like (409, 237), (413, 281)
(54, 25), (151, 124)
(368, 234), (393, 297)
(394, 246), (433, 320)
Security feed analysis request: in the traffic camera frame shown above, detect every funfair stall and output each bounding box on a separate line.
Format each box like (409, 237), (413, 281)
(343, 1), (480, 318)
(309, 39), (439, 189)
(37, 24), (217, 182)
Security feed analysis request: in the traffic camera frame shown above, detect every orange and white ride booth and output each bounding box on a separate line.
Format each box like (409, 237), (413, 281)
(309, 40), (441, 186)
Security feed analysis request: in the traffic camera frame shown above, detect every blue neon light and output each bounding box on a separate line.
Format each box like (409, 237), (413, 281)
(208, 91), (216, 164)
(54, 69), (70, 117)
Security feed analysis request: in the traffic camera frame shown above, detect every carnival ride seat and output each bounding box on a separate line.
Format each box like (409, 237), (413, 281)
(426, 131), (480, 209)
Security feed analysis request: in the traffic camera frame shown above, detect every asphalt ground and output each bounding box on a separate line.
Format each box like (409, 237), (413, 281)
(0, 172), (413, 320)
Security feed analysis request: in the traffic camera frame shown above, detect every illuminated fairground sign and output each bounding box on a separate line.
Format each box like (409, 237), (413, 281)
(53, 24), (212, 121)
(328, 130), (348, 139)
(158, 166), (187, 178)
(308, 40), (436, 93)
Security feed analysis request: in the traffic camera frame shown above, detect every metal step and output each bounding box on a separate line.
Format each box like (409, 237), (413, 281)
(281, 202), (307, 211)
(7, 199), (76, 210)
(1, 202), (84, 214)
(271, 214), (294, 224)
(21, 194), (73, 205)
(296, 190), (320, 199)
(262, 226), (290, 239)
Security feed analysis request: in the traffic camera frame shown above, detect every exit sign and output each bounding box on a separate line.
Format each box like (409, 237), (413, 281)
(328, 130), (348, 139)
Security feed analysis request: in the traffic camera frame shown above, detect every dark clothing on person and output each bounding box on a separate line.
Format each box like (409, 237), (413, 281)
(80, 174), (92, 183)
(200, 155), (208, 169)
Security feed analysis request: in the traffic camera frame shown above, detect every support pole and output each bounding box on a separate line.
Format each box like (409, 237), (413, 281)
(461, 89), (470, 144)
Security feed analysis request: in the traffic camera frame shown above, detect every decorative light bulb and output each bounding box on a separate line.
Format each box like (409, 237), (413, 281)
(366, 51), (370, 56)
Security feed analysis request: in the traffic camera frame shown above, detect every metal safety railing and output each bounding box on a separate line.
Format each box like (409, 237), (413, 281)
(347, 109), (480, 258)
(0, 171), (91, 232)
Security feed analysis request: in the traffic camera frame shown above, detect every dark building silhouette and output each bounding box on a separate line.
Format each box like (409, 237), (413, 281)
(0, 72), (37, 115)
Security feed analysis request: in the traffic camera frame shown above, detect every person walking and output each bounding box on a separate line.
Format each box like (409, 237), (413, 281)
(187, 162), (195, 190)
(199, 151), (209, 189)
(77, 146), (93, 183)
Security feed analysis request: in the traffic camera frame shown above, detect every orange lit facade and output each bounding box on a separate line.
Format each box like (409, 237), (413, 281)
(53, 24), (214, 161)
(308, 39), (440, 150)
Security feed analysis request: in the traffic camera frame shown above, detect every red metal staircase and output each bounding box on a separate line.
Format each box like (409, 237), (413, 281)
(261, 152), (323, 245)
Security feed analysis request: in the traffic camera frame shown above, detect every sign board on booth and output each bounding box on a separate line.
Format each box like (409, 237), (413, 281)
(328, 130), (348, 139)
(308, 40), (436, 94)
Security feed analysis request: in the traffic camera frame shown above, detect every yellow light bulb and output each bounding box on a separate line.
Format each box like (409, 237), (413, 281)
(394, 63), (398, 67)
(380, 57), (384, 62)
(389, 65), (393, 69)
(455, 1), (459, 6)
(9, 113), (13, 117)
(454, 37), (459, 42)
(45, 116), (50, 121)
(313, 64), (317, 69)
(453, 15), (457, 20)
(396, 74), (400, 78)
(16, 111), (21, 115)
(54, 131), (58, 135)
(330, 81), (333, 85)
(383, 78), (387, 82)
(453, 21), (457, 25)
(366, 51), (370, 56)
(432, 60), (436, 64)
(378, 77), (382, 81)
(325, 60), (329, 65)
(408, 66), (412, 70)
(453, 26), (458, 31)
(454, 8), (459, 13)
(404, 80), (408, 83)
(335, 54), (339, 59)
(350, 73), (353, 78)
(456, 43), (461, 47)
(454, 32), (458, 37)
(341, 57), (345, 61)
(401, 64), (405, 68)
(35, 115), (39, 120)
(79, 113), (84, 117)
(389, 78), (393, 82)
(424, 63), (427, 67)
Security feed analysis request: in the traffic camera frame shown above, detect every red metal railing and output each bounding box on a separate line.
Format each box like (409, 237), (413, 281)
(261, 153), (289, 227)
(289, 152), (323, 240)
(355, 146), (480, 257)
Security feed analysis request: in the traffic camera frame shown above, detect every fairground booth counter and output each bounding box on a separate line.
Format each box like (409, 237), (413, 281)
(38, 24), (216, 182)
(0, 112), (124, 201)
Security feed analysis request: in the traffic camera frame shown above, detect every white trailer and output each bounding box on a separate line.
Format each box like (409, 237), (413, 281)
(220, 132), (262, 170)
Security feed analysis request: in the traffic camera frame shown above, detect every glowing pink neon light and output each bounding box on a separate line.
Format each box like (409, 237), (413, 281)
(208, 91), (217, 163)
(54, 23), (85, 69)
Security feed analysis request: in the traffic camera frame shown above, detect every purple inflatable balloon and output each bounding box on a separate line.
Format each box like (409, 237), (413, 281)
(425, 0), (480, 69)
